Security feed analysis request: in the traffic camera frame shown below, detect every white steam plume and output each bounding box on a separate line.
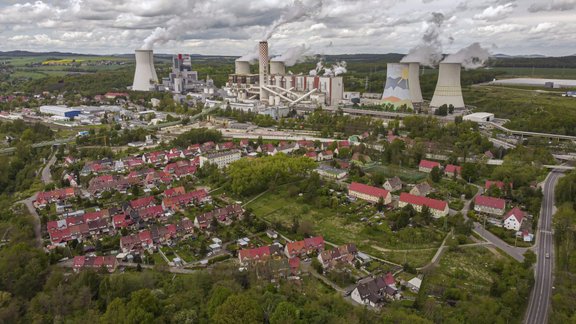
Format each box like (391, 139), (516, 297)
(273, 44), (310, 66)
(323, 61), (347, 76)
(309, 61), (324, 76)
(401, 12), (446, 67)
(263, 0), (323, 40)
(142, 27), (171, 50)
(443, 43), (490, 69)
(236, 44), (260, 63)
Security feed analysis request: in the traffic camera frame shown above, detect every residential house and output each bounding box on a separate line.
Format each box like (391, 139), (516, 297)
(348, 182), (392, 205)
(315, 165), (348, 180)
(284, 236), (325, 258)
(304, 151), (318, 161)
(130, 196), (156, 210)
(164, 186), (186, 198)
(238, 245), (282, 265)
(398, 193), (449, 218)
(318, 150), (334, 161)
(383, 176), (403, 192)
(444, 164), (462, 178)
(35, 187), (76, 208)
(199, 150), (242, 168)
(73, 255), (117, 273)
(162, 189), (210, 210)
(351, 273), (400, 307)
(418, 160), (441, 173)
(474, 195), (506, 215)
(410, 182), (432, 197)
(485, 180), (512, 192)
(317, 243), (358, 269)
(193, 204), (244, 229)
(503, 207), (524, 231)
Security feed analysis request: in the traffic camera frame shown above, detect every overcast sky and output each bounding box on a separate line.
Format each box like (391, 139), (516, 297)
(0, 0), (574, 57)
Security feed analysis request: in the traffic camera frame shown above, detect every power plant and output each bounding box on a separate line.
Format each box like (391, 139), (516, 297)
(429, 63), (465, 109)
(132, 50), (158, 92)
(225, 40), (344, 108)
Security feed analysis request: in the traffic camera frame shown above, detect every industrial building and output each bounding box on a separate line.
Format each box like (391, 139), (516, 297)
(225, 40), (344, 107)
(463, 112), (494, 123)
(430, 63), (465, 109)
(39, 106), (81, 118)
(132, 50), (158, 92)
(162, 54), (215, 94)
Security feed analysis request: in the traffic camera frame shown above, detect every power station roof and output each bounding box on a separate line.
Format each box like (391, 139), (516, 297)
(463, 112), (494, 120)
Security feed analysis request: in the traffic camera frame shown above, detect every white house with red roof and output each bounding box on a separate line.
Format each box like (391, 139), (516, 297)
(284, 236), (325, 258)
(444, 164), (462, 178)
(398, 193), (449, 218)
(348, 182), (392, 204)
(419, 160), (441, 173)
(503, 207), (524, 231)
(474, 195), (506, 215)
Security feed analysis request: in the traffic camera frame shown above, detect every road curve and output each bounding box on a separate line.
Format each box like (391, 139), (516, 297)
(525, 171), (563, 324)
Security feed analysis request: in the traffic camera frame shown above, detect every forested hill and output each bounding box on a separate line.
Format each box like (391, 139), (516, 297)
(490, 55), (576, 68)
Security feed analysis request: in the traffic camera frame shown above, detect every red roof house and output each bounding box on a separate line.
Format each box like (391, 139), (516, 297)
(348, 182), (392, 204)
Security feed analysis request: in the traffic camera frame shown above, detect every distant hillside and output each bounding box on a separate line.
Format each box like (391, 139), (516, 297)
(0, 50), (96, 58)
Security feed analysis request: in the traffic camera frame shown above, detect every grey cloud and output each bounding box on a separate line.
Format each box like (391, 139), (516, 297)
(528, 0), (576, 12)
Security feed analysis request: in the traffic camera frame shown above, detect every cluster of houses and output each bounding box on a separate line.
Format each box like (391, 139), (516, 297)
(347, 181), (449, 218)
(34, 187), (77, 208)
(351, 273), (401, 307)
(317, 243), (358, 270)
(418, 159), (462, 178)
(44, 182), (245, 264)
(73, 255), (118, 273)
(472, 181), (532, 241)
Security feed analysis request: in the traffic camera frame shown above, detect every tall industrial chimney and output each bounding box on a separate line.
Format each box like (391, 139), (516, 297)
(407, 63), (423, 104)
(270, 61), (286, 75)
(430, 63), (465, 109)
(132, 50), (158, 91)
(235, 60), (251, 75)
(259, 41), (269, 101)
(381, 63), (413, 109)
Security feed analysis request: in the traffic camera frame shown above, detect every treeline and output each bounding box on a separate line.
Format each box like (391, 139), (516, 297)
(76, 127), (151, 147)
(0, 121), (54, 195)
(551, 202), (576, 323)
(226, 154), (316, 196)
(170, 128), (223, 148)
(214, 107), (277, 127)
(491, 56), (576, 68)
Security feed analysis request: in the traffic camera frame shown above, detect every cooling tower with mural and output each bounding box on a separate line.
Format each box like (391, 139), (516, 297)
(382, 63), (414, 109)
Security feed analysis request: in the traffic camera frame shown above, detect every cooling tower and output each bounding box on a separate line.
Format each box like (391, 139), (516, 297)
(430, 63), (465, 108)
(407, 62), (423, 103)
(132, 50), (158, 92)
(382, 63), (413, 109)
(270, 61), (286, 75)
(235, 60), (251, 75)
(259, 41), (270, 101)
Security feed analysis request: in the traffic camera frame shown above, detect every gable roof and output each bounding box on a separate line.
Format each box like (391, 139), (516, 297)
(475, 195), (506, 210)
(445, 164), (461, 174)
(419, 160), (440, 169)
(399, 192), (447, 211)
(349, 182), (390, 199)
(505, 207), (524, 223)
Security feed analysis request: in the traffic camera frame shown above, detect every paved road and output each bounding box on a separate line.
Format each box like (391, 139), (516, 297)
(18, 193), (42, 249)
(41, 153), (56, 184)
(525, 171), (563, 324)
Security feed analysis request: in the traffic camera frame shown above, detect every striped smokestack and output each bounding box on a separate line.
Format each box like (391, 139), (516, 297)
(259, 41), (269, 101)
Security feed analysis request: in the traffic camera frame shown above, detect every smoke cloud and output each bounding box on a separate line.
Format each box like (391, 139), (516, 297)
(401, 12), (446, 67)
(236, 44), (260, 63)
(309, 61), (324, 76)
(443, 43), (490, 69)
(263, 0), (323, 40)
(142, 27), (171, 50)
(273, 44), (310, 66)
